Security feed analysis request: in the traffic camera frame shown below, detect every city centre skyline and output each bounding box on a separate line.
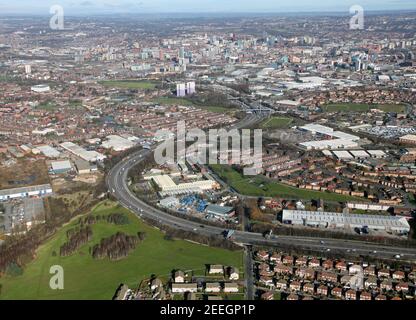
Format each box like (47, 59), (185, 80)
(0, 0), (416, 15)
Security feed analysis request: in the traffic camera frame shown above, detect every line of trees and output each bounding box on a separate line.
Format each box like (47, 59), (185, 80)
(91, 232), (145, 261)
(60, 226), (93, 257)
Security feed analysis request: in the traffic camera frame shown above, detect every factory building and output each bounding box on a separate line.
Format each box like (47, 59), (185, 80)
(159, 196), (180, 208)
(0, 184), (53, 202)
(101, 135), (135, 152)
(34, 145), (61, 158)
(282, 210), (410, 234)
(206, 205), (235, 219)
(300, 139), (359, 151)
(50, 160), (72, 174)
(60, 142), (106, 163)
(31, 84), (50, 93)
(151, 174), (219, 196)
(299, 123), (361, 151)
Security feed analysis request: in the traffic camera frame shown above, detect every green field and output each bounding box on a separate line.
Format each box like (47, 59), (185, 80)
(36, 101), (58, 111)
(261, 117), (293, 129)
(0, 201), (243, 300)
(322, 103), (406, 113)
(211, 165), (361, 202)
(152, 97), (235, 113)
(99, 80), (157, 90)
(152, 96), (194, 106)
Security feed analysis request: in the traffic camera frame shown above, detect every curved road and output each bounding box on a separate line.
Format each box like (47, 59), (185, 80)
(107, 148), (416, 263)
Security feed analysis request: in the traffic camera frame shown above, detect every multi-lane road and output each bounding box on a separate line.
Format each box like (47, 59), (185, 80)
(107, 148), (416, 263)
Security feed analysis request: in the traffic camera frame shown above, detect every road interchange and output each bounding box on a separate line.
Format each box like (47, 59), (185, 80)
(107, 147), (416, 263)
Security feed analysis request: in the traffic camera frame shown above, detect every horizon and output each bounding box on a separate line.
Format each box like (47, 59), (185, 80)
(0, 0), (416, 15)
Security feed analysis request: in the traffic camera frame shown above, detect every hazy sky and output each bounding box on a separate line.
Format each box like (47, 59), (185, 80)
(0, 0), (415, 14)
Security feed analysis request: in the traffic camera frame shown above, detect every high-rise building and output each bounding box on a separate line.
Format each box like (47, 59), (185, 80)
(186, 82), (196, 95)
(176, 83), (186, 97)
(24, 64), (31, 74)
(179, 47), (185, 59)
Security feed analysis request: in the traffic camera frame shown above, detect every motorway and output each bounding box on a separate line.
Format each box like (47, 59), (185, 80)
(107, 148), (416, 263)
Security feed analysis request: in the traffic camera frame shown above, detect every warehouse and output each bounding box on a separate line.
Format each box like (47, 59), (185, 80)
(206, 205), (235, 220)
(74, 159), (97, 175)
(300, 139), (359, 151)
(349, 150), (370, 159)
(35, 145), (61, 158)
(0, 184), (53, 202)
(282, 210), (410, 234)
(152, 174), (218, 196)
(367, 150), (387, 158)
(60, 142), (106, 163)
(101, 135), (135, 152)
(300, 124), (360, 141)
(159, 196), (180, 208)
(50, 160), (72, 174)
(333, 150), (354, 160)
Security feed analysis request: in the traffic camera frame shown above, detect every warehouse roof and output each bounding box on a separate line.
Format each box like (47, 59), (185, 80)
(36, 145), (61, 158)
(51, 160), (72, 171)
(0, 184), (52, 197)
(206, 205), (234, 216)
(282, 210), (410, 232)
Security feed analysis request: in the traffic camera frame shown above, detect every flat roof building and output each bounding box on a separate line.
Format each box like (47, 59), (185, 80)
(152, 174), (218, 196)
(0, 184), (53, 202)
(206, 205), (235, 219)
(35, 145), (61, 158)
(282, 209), (410, 234)
(101, 135), (135, 152)
(50, 160), (72, 174)
(60, 142), (106, 163)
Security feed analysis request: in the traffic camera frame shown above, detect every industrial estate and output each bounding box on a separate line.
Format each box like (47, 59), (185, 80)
(0, 3), (416, 303)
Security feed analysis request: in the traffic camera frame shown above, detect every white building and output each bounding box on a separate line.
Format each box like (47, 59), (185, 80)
(50, 160), (72, 174)
(300, 139), (359, 151)
(31, 84), (50, 93)
(159, 196), (180, 208)
(224, 283), (239, 293)
(171, 283), (198, 293)
(101, 135), (135, 152)
(205, 283), (221, 293)
(60, 142), (106, 163)
(152, 174), (218, 196)
(0, 184), (53, 202)
(282, 210), (410, 234)
(35, 145), (61, 158)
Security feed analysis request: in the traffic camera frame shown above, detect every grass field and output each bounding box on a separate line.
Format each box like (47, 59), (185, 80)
(322, 103), (406, 113)
(0, 201), (243, 300)
(152, 96), (194, 106)
(261, 117), (293, 129)
(152, 97), (235, 113)
(210, 165), (361, 202)
(99, 80), (157, 90)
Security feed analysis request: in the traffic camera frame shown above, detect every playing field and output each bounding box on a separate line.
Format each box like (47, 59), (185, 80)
(99, 80), (157, 89)
(322, 103), (406, 113)
(261, 117), (293, 129)
(152, 97), (236, 113)
(152, 96), (194, 106)
(210, 165), (362, 202)
(0, 201), (243, 300)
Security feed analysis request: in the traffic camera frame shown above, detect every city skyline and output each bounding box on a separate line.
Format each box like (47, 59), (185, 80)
(0, 0), (416, 15)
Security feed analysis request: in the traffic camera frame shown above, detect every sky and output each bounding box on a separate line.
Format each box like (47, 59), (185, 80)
(0, 0), (415, 15)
